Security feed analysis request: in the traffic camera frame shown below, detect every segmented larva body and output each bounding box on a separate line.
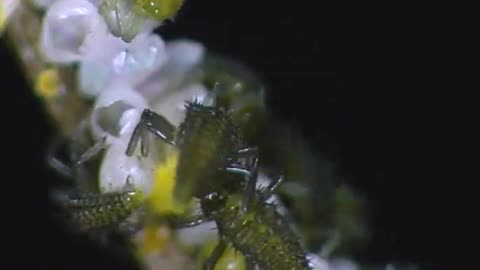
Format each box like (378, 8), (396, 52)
(174, 102), (244, 202)
(62, 187), (144, 230)
(213, 195), (312, 270)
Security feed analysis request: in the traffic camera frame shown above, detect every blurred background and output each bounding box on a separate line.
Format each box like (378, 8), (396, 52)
(2, 0), (458, 269)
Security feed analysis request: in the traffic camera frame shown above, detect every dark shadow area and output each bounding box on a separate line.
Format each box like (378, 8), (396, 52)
(2, 0), (457, 269)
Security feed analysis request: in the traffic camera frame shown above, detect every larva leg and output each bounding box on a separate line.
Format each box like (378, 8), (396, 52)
(226, 147), (260, 212)
(46, 136), (74, 179)
(236, 146), (259, 168)
(126, 119), (143, 156)
(166, 214), (207, 229)
(236, 146), (259, 156)
(225, 167), (251, 175)
(225, 147), (258, 170)
(204, 239), (228, 270)
(235, 147), (260, 211)
(126, 109), (176, 157)
(59, 179), (144, 231)
(241, 156), (259, 212)
(74, 136), (108, 167)
(260, 175), (284, 201)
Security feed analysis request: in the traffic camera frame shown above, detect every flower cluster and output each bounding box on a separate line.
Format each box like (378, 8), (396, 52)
(37, 0), (209, 195)
(3, 2), (421, 270)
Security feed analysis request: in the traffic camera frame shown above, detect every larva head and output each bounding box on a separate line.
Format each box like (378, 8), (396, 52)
(200, 193), (227, 220)
(135, 0), (184, 21)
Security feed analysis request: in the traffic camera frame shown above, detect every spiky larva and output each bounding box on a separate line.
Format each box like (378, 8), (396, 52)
(63, 186), (144, 230)
(206, 194), (312, 270)
(173, 102), (244, 204)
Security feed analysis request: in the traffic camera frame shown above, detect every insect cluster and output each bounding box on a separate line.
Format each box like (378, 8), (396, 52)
(2, 1), (409, 270)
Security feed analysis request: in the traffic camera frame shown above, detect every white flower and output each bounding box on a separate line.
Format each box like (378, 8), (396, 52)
(138, 39), (206, 99)
(89, 83), (156, 193)
(98, 129), (155, 193)
(39, 0), (108, 64)
(137, 39), (207, 125)
(90, 82), (148, 141)
(77, 32), (167, 98)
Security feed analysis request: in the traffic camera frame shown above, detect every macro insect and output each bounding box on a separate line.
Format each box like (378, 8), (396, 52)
(46, 40), (267, 236)
(48, 84), (152, 234)
(193, 179), (311, 270)
(124, 98), (315, 270)
(42, 23), (314, 267)
(48, 79), (266, 255)
(55, 176), (145, 233)
(126, 100), (266, 212)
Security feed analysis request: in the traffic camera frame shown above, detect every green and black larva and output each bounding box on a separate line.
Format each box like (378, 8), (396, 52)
(200, 192), (312, 270)
(60, 184), (144, 231)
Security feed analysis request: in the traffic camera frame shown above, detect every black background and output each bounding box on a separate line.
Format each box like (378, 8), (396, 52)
(2, 0), (458, 269)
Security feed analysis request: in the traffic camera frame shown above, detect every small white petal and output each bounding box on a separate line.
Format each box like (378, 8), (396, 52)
(99, 140), (155, 193)
(163, 39), (205, 75)
(90, 83), (148, 141)
(306, 253), (330, 270)
(40, 0), (107, 64)
(137, 39), (205, 99)
(78, 33), (129, 97)
(78, 33), (166, 98)
(115, 33), (167, 85)
(151, 83), (208, 126)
